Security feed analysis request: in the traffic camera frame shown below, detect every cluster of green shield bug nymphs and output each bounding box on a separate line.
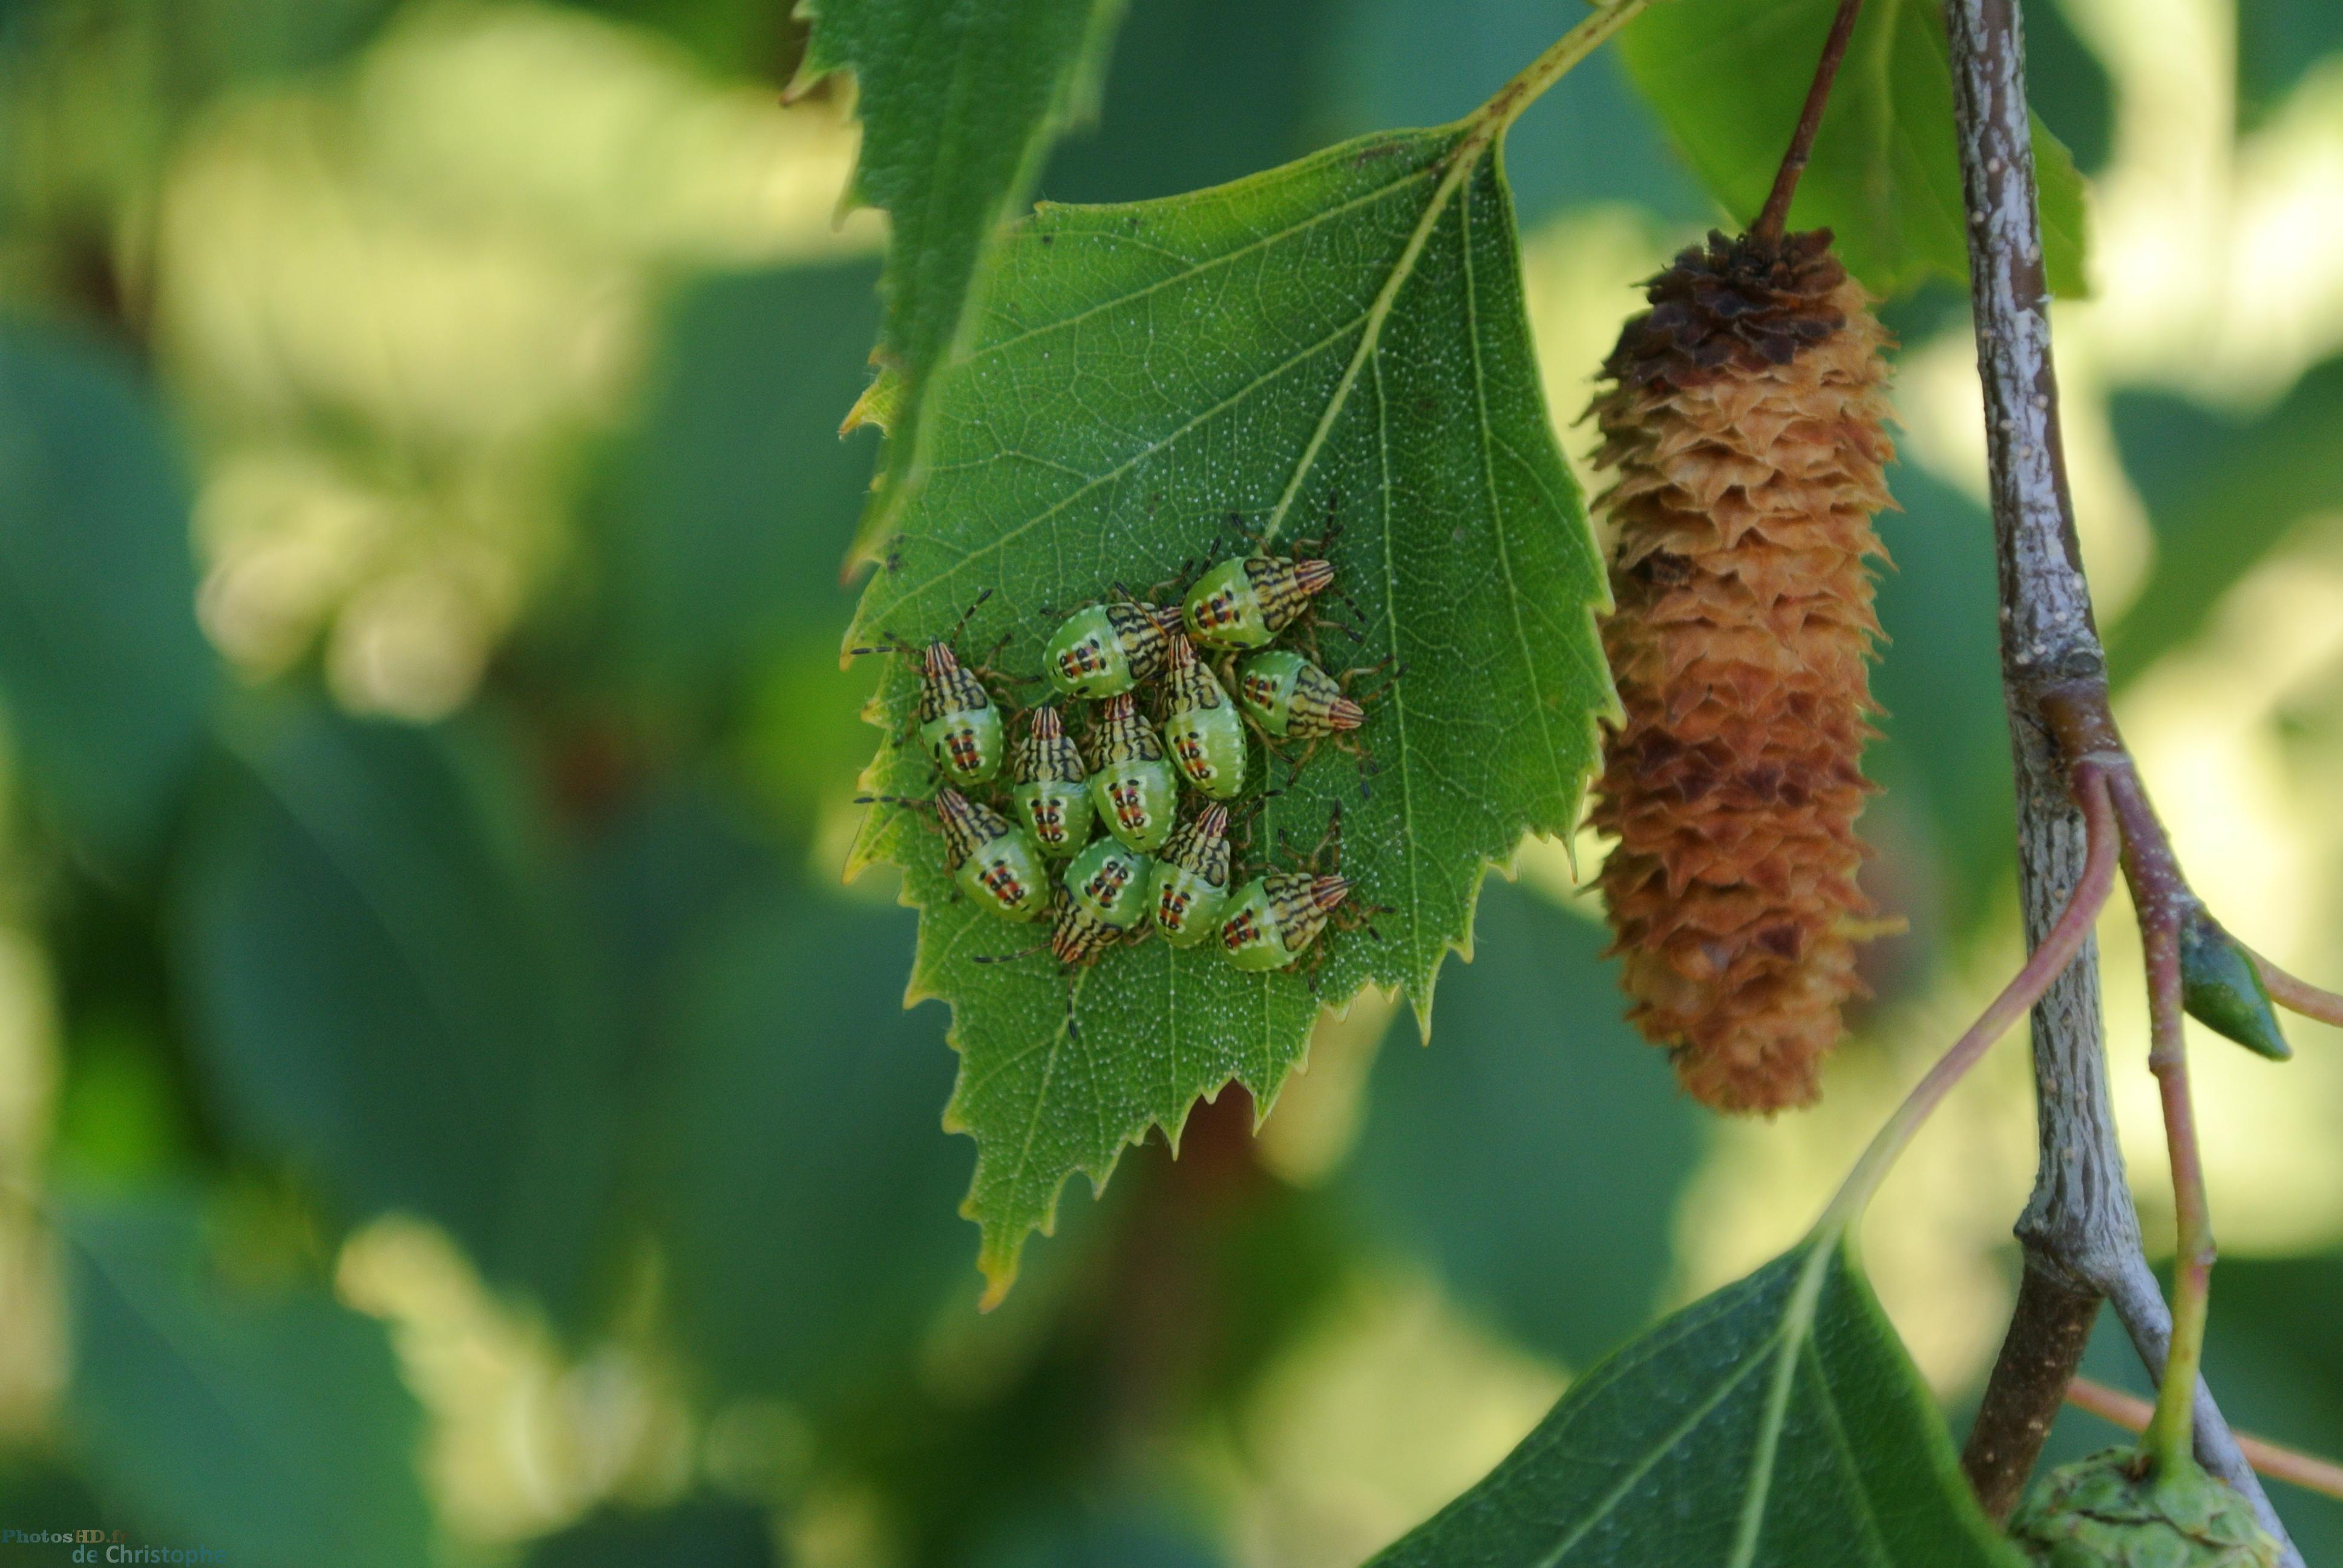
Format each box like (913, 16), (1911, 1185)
(860, 526), (1391, 987)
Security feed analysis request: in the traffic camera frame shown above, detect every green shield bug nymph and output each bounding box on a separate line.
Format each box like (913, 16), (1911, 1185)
(1086, 692), (1179, 854)
(852, 592), (1012, 786)
(1150, 804), (1233, 947)
(973, 836), (1155, 971)
(1064, 834), (1153, 940)
(1219, 871), (1349, 972)
(860, 786), (1048, 921)
(938, 788), (1049, 921)
(1234, 649), (1366, 739)
(1044, 598), (1181, 699)
(1217, 806), (1382, 978)
(1161, 633), (1247, 800)
(1182, 552), (1337, 650)
(1009, 706), (1095, 857)
(916, 642), (1007, 784)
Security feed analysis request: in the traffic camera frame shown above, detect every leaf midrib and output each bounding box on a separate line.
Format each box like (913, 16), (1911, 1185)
(1523, 1236), (1841, 1568)
(1526, 1322), (1785, 1568)
(1258, 128), (1498, 549)
(872, 120), (1505, 640)
(1800, 1336), (1899, 1568)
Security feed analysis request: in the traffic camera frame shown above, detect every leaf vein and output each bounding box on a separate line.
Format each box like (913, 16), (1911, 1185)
(1458, 175), (1570, 797)
(968, 166), (1440, 364)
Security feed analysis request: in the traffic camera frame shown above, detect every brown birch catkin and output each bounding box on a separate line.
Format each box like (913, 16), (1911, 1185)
(1588, 228), (1896, 1113)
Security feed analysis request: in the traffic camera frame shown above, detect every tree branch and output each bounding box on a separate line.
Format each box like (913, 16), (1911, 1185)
(1941, 2), (2300, 1558)
(1962, 1264), (2101, 1519)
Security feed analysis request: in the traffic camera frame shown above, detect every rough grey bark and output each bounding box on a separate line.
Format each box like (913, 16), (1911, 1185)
(1944, 1), (2299, 1558)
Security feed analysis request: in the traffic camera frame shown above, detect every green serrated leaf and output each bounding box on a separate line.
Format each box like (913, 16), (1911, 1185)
(848, 113), (1612, 1300)
(798, 0), (1127, 567)
(1620, 0), (2091, 298)
(1368, 1228), (2026, 1568)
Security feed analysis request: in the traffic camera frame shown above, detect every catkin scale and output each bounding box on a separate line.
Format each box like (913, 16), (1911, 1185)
(1588, 229), (1895, 1114)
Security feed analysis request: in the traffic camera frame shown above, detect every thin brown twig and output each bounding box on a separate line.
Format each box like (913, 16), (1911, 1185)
(2068, 1379), (2343, 1503)
(1752, 0), (1866, 243)
(1964, 1266), (2103, 1520)
(2250, 950), (2343, 1028)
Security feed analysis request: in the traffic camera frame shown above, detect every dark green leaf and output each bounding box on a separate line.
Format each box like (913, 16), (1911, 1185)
(1040, 0), (1332, 205)
(0, 1453), (126, 1541)
(173, 701), (626, 1324)
(1869, 464), (2016, 944)
(60, 1186), (433, 1568)
(2238, 0), (2343, 127)
(2186, 1254), (2343, 1560)
(849, 114), (1610, 1298)
(592, 261), (880, 694)
(2022, 0), (2113, 175)
(653, 880), (973, 1401)
(799, 0), (1126, 564)
(526, 1499), (776, 1568)
(2180, 908), (2291, 1061)
(0, 319), (214, 861)
(1369, 1232), (2023, 1567)
(977, 1507), (1225, 1568)
(1346, 880), (1703, 1367)
(1323, 0), (1706, 224)
(1619, 0), (2091, 297)
(1043, 0), (1705, 226)
(2106, 361), (2343, 687)
(551, 0), (793, 77)
(177, 0), (399, 82)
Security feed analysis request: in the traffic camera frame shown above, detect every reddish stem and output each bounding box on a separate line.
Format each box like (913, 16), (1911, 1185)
(1752, 0), (1866, 243)
(2069, 1377), (2343, 1501)
(2251, 952), (2343, 1028)
(2092, 760), (2215, 1473)
(1830, 765), (2119, 1219)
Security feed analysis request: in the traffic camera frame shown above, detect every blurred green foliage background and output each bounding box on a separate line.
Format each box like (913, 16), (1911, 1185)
(0, 1), (2340, 1564)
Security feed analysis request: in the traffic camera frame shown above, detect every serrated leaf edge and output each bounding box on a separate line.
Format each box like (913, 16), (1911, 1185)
(791, 0), (1130, 570)
(848, 4), (1649, 1302)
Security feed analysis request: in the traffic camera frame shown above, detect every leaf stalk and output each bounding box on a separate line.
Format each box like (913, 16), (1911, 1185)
(1469, 0), (1654, 144)
(2250, 949), (2343, 1028)
(1821, 763), (2117, 1233)
(1752, 0), (1867, 244)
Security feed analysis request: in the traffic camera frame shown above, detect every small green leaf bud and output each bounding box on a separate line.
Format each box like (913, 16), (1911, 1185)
(2180, 909), (2291, 1062)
